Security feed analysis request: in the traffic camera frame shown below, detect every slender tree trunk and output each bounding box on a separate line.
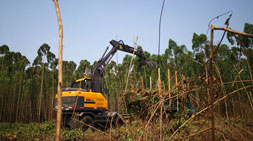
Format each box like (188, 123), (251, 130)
(168, 69), (171, 112)
(50, 71), (55, 121)
(114, 75), (118, 112)
(38, 63), (44, 122)
(19, 74), (25, 122)
(158, 68), (163, 141)
(16, 71), (23, 122)
(175, 71), (178, 111)
(150, 76), (152, 90)
(21, 92), (27, 122)
(141, 77), (144, 89)
(54, 0), (63, 140)
(195, 82), (200, 111)
(144, 68), (147, 89)
(209, 25), (215, 141)
(29, 96), (33, 122)
(10, 83), (17, 122)
(0, 96), (4, 121)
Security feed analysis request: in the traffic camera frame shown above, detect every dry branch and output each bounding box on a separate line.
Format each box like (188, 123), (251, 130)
(168, 85), (253, 140)
(177, 127), (211, 140)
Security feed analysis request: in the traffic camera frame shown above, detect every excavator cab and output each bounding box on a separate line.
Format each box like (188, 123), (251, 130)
(70, 77), (92, 92)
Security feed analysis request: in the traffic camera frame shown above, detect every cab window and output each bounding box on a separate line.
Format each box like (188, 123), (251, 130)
(71, 79), (91, 91)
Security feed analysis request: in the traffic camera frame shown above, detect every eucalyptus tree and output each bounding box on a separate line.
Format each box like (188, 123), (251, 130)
(192, 33), (208, 53)
(15, 55), (30, 122)
(32, 43), (55, 121)
(166, 39), (193, 77)
(24, 66), (39, 122)
(190, 33), (209, 81)
(0, 45), (30, 122)
(0, 45), (10, 121)
(8, 52), (27, 122)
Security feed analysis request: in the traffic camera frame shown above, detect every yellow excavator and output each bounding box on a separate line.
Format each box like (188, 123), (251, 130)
(55, 40), (153, 131)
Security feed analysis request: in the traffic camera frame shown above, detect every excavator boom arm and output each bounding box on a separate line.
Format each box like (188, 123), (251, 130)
(92, 40), (153, 93)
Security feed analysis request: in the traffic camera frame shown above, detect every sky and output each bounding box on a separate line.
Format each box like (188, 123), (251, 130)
(1, 0), (253, 66)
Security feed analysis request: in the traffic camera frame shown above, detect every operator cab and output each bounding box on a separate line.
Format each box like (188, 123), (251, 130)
(71, 77), (92, 92)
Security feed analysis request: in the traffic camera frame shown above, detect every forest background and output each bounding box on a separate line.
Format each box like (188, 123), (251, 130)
(0, 22), (253, 122)
(1, 0), (253, 140)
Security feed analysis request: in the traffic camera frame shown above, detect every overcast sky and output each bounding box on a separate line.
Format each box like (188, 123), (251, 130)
(1, 0), (253, 65)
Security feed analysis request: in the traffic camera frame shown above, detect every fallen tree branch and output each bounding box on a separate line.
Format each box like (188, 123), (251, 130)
(168, 85), (252, 140)
(177, 127), (211, 140)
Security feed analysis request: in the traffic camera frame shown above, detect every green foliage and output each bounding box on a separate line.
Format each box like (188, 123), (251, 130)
(192, 33), (207, 52)
(0, 45), (9, 54)
(61, 128), (86, 140)
(0, 122), (87, 140)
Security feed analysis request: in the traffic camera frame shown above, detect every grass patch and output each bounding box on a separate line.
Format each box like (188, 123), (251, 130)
(0, 121), (87, 140)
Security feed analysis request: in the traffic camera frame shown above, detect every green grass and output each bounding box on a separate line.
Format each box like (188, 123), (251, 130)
(0, 117), (252, 140)
(0, 121), (87, 140)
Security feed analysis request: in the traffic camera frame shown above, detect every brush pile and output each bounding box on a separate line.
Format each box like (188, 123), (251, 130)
(123, 89), (159, 119)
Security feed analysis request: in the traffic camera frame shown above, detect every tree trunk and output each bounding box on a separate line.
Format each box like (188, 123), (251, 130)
(175, 71), (178, 111)
(50, 71), (55, 121)
(158, 68), (163, 141)
(54, 0), (63, 140)
(38, 63), (44, 122)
